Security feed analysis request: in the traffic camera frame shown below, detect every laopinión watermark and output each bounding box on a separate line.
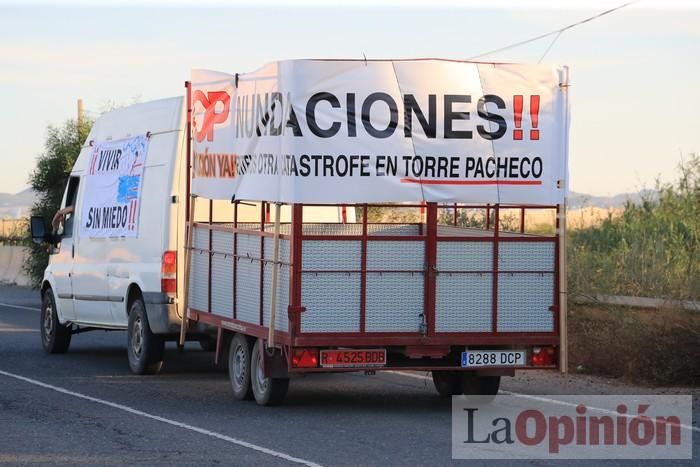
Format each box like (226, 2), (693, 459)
(452, 395), (692, 459)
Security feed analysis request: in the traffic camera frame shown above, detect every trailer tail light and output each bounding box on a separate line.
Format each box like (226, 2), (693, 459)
(531, 346), (556, 366)
(161, 250), (177, 294)
(291, 349), (319, 368)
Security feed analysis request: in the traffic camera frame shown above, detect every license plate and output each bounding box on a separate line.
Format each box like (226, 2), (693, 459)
(320, 349), (387, 368)
(461, 350), (526, 367)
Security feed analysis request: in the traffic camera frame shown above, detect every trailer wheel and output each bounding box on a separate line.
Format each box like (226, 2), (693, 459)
(127, 297), (165, 375)
(461, 373), (501, 399)
(431, 371), (461, 397)
(250, 339), (289, 406)
(477, 376), (501, 396)
(40, 288), (71, 354)
(228, 334), (252, 400)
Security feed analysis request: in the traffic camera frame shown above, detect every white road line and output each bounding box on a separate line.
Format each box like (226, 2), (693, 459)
(0, 369), (323, 467)
(387, 371), (700, 433)
(0, 303), (40, 312)
(387, 370), (431, 381)
(0, 328), (39, 332)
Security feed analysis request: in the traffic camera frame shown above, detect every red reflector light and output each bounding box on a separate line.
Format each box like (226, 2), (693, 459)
(162, 250), (177, 276)
(291, 349), (319, 368)
(531, 346), (556, 366)
(161, 279), (177, 294)
(161, 251), (177, 294)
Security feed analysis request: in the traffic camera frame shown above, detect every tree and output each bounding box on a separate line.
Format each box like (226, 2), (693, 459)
(24, 119), (93, 288)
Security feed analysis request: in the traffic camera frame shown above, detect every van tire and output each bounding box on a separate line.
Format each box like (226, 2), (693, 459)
(432, 371), (461, 397)
(228, 334), (252, 400)
(250, 339), (289, 406)
(127, 297), (164, 375)
(40, 289), (71, 354)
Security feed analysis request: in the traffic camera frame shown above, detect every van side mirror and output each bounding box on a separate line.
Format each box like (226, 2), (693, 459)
(30, 215), (51, 244)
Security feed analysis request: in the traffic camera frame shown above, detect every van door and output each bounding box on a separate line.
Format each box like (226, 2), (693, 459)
(50, 176), (79, 322)
(71, 177), (117, 327)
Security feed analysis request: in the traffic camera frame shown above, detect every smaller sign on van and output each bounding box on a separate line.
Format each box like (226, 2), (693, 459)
(79, 135), (149, 238)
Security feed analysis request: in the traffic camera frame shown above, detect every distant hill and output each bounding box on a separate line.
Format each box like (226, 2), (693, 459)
(0, 187), (658, 218)
(0, 188), (37, 218)
(568, 189), (657, 210)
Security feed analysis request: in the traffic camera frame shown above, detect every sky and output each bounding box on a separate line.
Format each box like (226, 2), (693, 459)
(0, 0), (698, 197)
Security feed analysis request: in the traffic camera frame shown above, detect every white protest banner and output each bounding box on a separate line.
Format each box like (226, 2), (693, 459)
(191, 60), (569, 205)
(79, 135), (149, 238)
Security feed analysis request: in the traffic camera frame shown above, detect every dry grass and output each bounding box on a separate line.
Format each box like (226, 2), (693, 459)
(568, 304), (700, 385)
(523, 207), (623, 230)
(0, 218), (27, 245)
(0, 218), (26, 237)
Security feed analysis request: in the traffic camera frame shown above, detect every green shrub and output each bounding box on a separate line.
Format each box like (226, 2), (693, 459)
(568, 154), (700, 301)
(24, 119), (92, 288)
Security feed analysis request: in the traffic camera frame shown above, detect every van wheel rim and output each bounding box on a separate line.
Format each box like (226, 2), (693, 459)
(43, 303), (53, 339)
(233, 345), (247, 390)
(132, 317), (143, 357)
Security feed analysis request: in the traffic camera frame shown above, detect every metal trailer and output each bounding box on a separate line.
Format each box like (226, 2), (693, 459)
(179, 85), (568, 407)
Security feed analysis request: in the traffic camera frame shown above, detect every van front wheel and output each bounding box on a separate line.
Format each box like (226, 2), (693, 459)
(127, 297), (164, 375)
(40, 289), (71, 354)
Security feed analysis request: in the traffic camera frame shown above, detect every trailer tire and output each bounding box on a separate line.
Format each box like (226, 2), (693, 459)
(250, 339), (289, 406)
(477, 375), (501, 396)
(461, 373), (501, 399)
(40, 288), (71, 354)
(228, 334), (253, 400)
(432, 371), (461, 397)
(127, 297), (165, 375)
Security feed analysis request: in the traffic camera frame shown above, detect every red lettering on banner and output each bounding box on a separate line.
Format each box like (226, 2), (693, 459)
(515, 410), (547, 445)
(193, 90), (230, 142)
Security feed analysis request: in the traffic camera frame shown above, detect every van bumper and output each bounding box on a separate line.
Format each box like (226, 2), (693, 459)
(142, 292), (211, 336)
(143, 292), (181, 334)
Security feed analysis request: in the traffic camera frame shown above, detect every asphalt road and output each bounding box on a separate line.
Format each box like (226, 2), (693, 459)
(0, 284), (697, 466)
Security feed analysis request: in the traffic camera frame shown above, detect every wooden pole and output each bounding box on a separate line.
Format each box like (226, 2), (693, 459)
(77, 99), (84, 129)
(558, 199), (568, 373)
(267, 202), (282, 347)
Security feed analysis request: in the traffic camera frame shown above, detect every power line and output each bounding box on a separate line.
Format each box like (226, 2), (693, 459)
(538, 30), (563, 63)
(468, 1), (638, 61)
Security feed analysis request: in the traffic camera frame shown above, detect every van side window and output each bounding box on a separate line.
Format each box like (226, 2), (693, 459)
(60, 176), (80, 238)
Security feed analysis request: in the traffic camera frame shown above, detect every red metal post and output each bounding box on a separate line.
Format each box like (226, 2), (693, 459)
(491, 204), (500, 333)
(208, 199), (213, 314)
(232, 202), (238, 319)
(259, 202), (266, 326)
(424, 203), (438, 336)
(520, 207), (525, 233)
(180, 81), (193, 344)
(288, 204), (304, 336)
(453, 203), (458, 226)
(359, 204), (368, 332)
(185, 81), (192, 223)
(486, 205), (491, 230)
(554, 205), (561, 337)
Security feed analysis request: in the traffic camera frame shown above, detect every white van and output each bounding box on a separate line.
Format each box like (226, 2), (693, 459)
(30, 97), (348, 375)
